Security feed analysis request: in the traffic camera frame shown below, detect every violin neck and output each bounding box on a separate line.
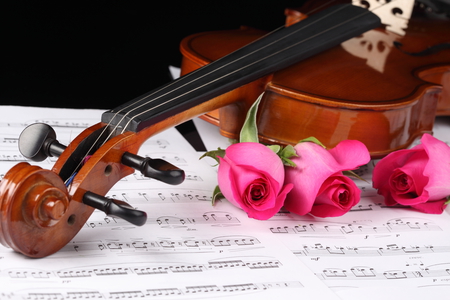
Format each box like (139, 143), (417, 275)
(102, 4), (381, 133)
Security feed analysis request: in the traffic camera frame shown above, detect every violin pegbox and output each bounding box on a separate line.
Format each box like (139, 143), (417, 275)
(352, 0), (414, 35)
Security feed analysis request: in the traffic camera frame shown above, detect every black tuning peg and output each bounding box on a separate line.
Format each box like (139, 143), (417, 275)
(82, 191), (147, 226)
(18, 123), (67, 161)
(121, 152), (185, 185)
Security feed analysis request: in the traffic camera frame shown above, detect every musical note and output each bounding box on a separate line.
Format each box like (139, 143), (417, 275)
(57, 269), (92, 278)
(318, 264), (450, 281)
(141, 152), (188, 166)
(385, 218), (442, 232)
(0, 151), (27, 162)
(57, 235), (261, 255)
(67, 292), (103, 298)
(110, 291), (146, 298)
(351, 266), (376, 278)
(210, 236), (259, 247)
(3, 257), (284, 283)
(185, 174), (203, 181)
(1, 137), (18, 144)
(185, 285), (219, 294)
(147, 288), (182, 297)
(3, 105), (450, 298)
(0, 280), (304, 299)
(103, 189), (213, 204)
(155, 139), (170, 148)
(24, 293), (64, 299)
(349, 203), (382, 212)
(84, 210), (239, 229)
(269, 218), (442, 236)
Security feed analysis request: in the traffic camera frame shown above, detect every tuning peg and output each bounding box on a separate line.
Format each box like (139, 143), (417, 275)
(18, 123), (67, 161)
(121, 152), (185, 185)
(82, 191), (147, 226)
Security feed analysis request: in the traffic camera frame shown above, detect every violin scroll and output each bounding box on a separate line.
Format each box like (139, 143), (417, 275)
(0, 162), (71, 257)
(0, 121), (189, 257)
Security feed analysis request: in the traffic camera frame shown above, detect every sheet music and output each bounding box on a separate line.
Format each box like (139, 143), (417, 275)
(262, 116), (450, 300)
(1, 106), (450, 299)
(0, 106), (339, 300)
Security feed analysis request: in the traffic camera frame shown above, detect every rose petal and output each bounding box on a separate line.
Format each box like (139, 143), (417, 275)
(373, 148), (423, 205)
(246, 183), (293, 220)
(311, 174), (360, 217)
(218, 160), (269, 210)
(411, 199), (448, 214)
(217, 156), (240, 208)
(243, 178), (276, 211)
(284, 140), (369, 215)
(389, 169), (414, 194)
(373, 134), (450, 212)
(421, 134), (450, 200)
(230, 163), (279, 201)
(224, 142), (285, 184)
(387, 150), (430, 206)
(327, 140), (371, 170)
(217, 142), (291, 220)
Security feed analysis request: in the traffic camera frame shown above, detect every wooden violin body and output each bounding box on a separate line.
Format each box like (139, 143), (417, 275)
(180, 4), (450, 157)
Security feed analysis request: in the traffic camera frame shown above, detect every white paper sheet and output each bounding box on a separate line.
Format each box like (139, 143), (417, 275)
(1, 106), (450, 299)
(0, 106), (340, 300)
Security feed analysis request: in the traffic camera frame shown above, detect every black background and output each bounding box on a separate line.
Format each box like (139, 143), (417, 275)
(2, 1), (305, 109)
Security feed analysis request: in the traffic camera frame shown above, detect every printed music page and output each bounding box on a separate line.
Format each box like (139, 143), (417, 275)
(0, 106), (339, 299)
(1, 106), (450, 299)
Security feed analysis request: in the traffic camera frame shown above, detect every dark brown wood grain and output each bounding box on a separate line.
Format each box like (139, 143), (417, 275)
(180, 7), (450, 157)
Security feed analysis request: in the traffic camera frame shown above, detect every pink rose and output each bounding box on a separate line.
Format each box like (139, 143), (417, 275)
(284, 140), (370, 217)
(372, 134), (450, 214)
(218, 142), (293, 220)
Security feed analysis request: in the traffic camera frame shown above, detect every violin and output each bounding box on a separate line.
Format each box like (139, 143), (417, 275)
(181, 0), (450, 157)
(0, 1), (446, 258)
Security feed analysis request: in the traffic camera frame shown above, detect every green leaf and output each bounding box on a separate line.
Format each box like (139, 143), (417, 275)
(199, 148), (226, 165)
(267, 144), (281, 154)
(299, 136), (326, 148)
(278, 144), (298, 167)
(445, 196), (450, 205)
(228, 138), (239, 145)
(212, 185), (224, 206)
(281, 157), (297, 167)
(279, 144), (297, 159)
(239, 93), (264, 143)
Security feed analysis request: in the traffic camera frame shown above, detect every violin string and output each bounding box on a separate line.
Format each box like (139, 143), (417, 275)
(102, 0), (338, 132)
(104, 1), (340, 125)
(84, 1), (351, 156)
(93, 0), (367, 140)
(116, 4), (354, 134)
(64, 0), (394, 185)
(64, 3), (349, 185)
(111, 0), (339, 131)
(120, 0), (394, 133)
(110, 0), (338, 125)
